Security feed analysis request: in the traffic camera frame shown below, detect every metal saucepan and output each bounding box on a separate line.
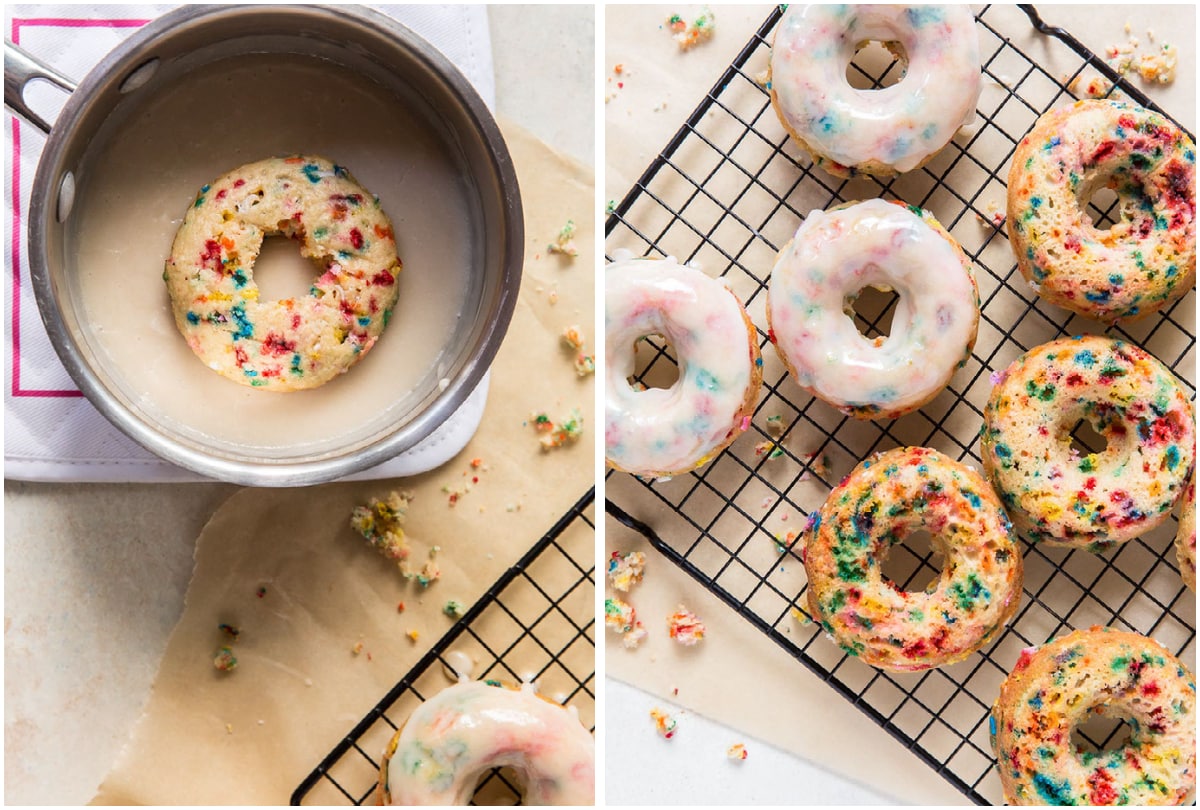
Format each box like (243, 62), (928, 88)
(4, 4), (522, 486)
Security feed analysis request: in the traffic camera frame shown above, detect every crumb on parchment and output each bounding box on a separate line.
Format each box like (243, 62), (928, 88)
(667, 8), (715, 51)
(350, 490), (414, 562)
(529, 408), (585, 449)
(607, 550), (646, 592)
(214, 646), (238, 672)
(548, 220), (579, 258)
(667, 604), (706, 646)
(726, 742), (748, 760)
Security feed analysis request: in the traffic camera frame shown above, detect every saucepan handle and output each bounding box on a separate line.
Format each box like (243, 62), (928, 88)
(4, 39), (76, 135)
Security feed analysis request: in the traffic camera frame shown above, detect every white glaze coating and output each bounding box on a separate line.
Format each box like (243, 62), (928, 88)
(605, 257), (761, 477)
(770, 4), (981, 176)
(767, 199), (979, 419)
(381, 680), (594, 805)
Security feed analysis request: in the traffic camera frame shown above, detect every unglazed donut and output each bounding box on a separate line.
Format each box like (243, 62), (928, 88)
(1007, 99), (1196, 323)
(165, 155), (402, 391)
(1178, 473), (1196, 591)
(767, 199), (979, 419)
(605, 256), (762, 477)
(981, 335), (1195, 552)
(769, 4), (981, 177)
(803, 446), (1023, 671)
(377, 680), (594, 806)
(990, 626), (1196, 806)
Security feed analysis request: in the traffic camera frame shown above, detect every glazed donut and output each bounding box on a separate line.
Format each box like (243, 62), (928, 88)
(1007, 99), (1196, 323)
(376, 680), (594, 806)
(767, 199), (979, 420)
(1178, 474), (1196, 591)
(990, 626), (1196, 806)
(605, 256), (762, 477)
(803, 446), (1023, 671)
(981, 335), (1195, 552)
(165, 155), (402, 391)
(769, 4), (981, 177)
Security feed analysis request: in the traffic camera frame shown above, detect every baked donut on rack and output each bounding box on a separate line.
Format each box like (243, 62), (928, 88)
(981, 335), (1195, 552)
(990, 626), (1197, 806)
(803, 446), (1023, 671)
(1007, 99), (1196, 323)
(1178, 473), (1196, 591)
(767, 199), (979, 420)
(605, 256), (762, 477)
(164, 155), (402, 391)
(769, 4), (982, 177)
(377, 679), (595, 806)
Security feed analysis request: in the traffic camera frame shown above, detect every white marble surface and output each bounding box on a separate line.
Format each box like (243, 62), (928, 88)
(3, 6), (593, 805)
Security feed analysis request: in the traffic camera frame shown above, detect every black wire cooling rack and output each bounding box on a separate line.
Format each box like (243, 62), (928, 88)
(605, 5), (1195, 805)
(291, 489), (595, 805)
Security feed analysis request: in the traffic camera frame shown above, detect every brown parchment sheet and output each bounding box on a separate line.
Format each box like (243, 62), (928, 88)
(604, 4), (1196, 805)
(91, 120), (595, 805)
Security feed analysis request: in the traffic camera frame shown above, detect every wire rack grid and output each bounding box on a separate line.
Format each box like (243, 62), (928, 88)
(605, 5), (1195, 805)
(291, 489), (595, 806)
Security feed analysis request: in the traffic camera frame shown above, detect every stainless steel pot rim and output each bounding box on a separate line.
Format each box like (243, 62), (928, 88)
(24, 4), (522, 487)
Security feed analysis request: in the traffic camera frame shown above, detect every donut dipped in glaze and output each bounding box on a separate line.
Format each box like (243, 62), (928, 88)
(803, 446), (1023, 671)
(1007, 99), (1196, 323)
(165, 155), (402, 391)
(981, 335), (1195, 552)
(376, 679), (594, 806)
(767, 199), (979, 420)
(605, 256), (762, 477)
(990, 626), (1196, 806)
(769, 4), (982, 177)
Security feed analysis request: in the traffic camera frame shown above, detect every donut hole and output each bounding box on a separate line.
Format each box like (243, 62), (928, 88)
(846, 40), (908, 90)
(470, 765), (524, 804)
(846, 284), (900, 343)
(1084, 185), (1123, 231)
(253, 233), (325, 301)
(1069, 418), (1109, 458)
(880, 529), (944, 593)
(628, 333), (681, 390)
(1072, 704), (1134, 756)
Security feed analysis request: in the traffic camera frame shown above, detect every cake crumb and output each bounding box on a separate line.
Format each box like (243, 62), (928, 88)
(225, 723), (234, 734)
(605, 597), (637, 634)
(574, 353), (596, 377)
(667, 604), (706, 646)
(754, 439), (785, 460)
(350, 490), (413, 562)
(1137, 43), (1177, 83)
(791, 605), (814, 626)
(406, 629), (420, 643)
(650, 707), (678, 739)
(607, 550), (646, 592)
(214, 646), (238, 672)
(443, 599), (465, 619)
(726, 742), (749, 761)
(1067, 72), (1115, 99)
(548, 219), (579, 258)
(561, 325), (585, 350)
(667, 8), (715, 51)
(622, 623), (649, 649)
(351, 641), (364, 656)
(530, 408), (585, 450)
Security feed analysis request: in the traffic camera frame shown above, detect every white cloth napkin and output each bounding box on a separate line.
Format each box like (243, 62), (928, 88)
(4, 4), (497, 482)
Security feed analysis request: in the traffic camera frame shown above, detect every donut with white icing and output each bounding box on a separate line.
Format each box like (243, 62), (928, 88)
(767, 199), (979, 420)
(377, 680), (594, 806)
(605, 257), (762, 477)
(769, 5), (981, 177)
(165, 155), (402, 391)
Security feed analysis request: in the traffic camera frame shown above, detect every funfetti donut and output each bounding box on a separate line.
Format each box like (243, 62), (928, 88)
(164, 155), (402, 391)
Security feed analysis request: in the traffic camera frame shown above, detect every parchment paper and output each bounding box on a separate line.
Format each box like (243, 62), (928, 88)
(91, 120), (595, 805)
